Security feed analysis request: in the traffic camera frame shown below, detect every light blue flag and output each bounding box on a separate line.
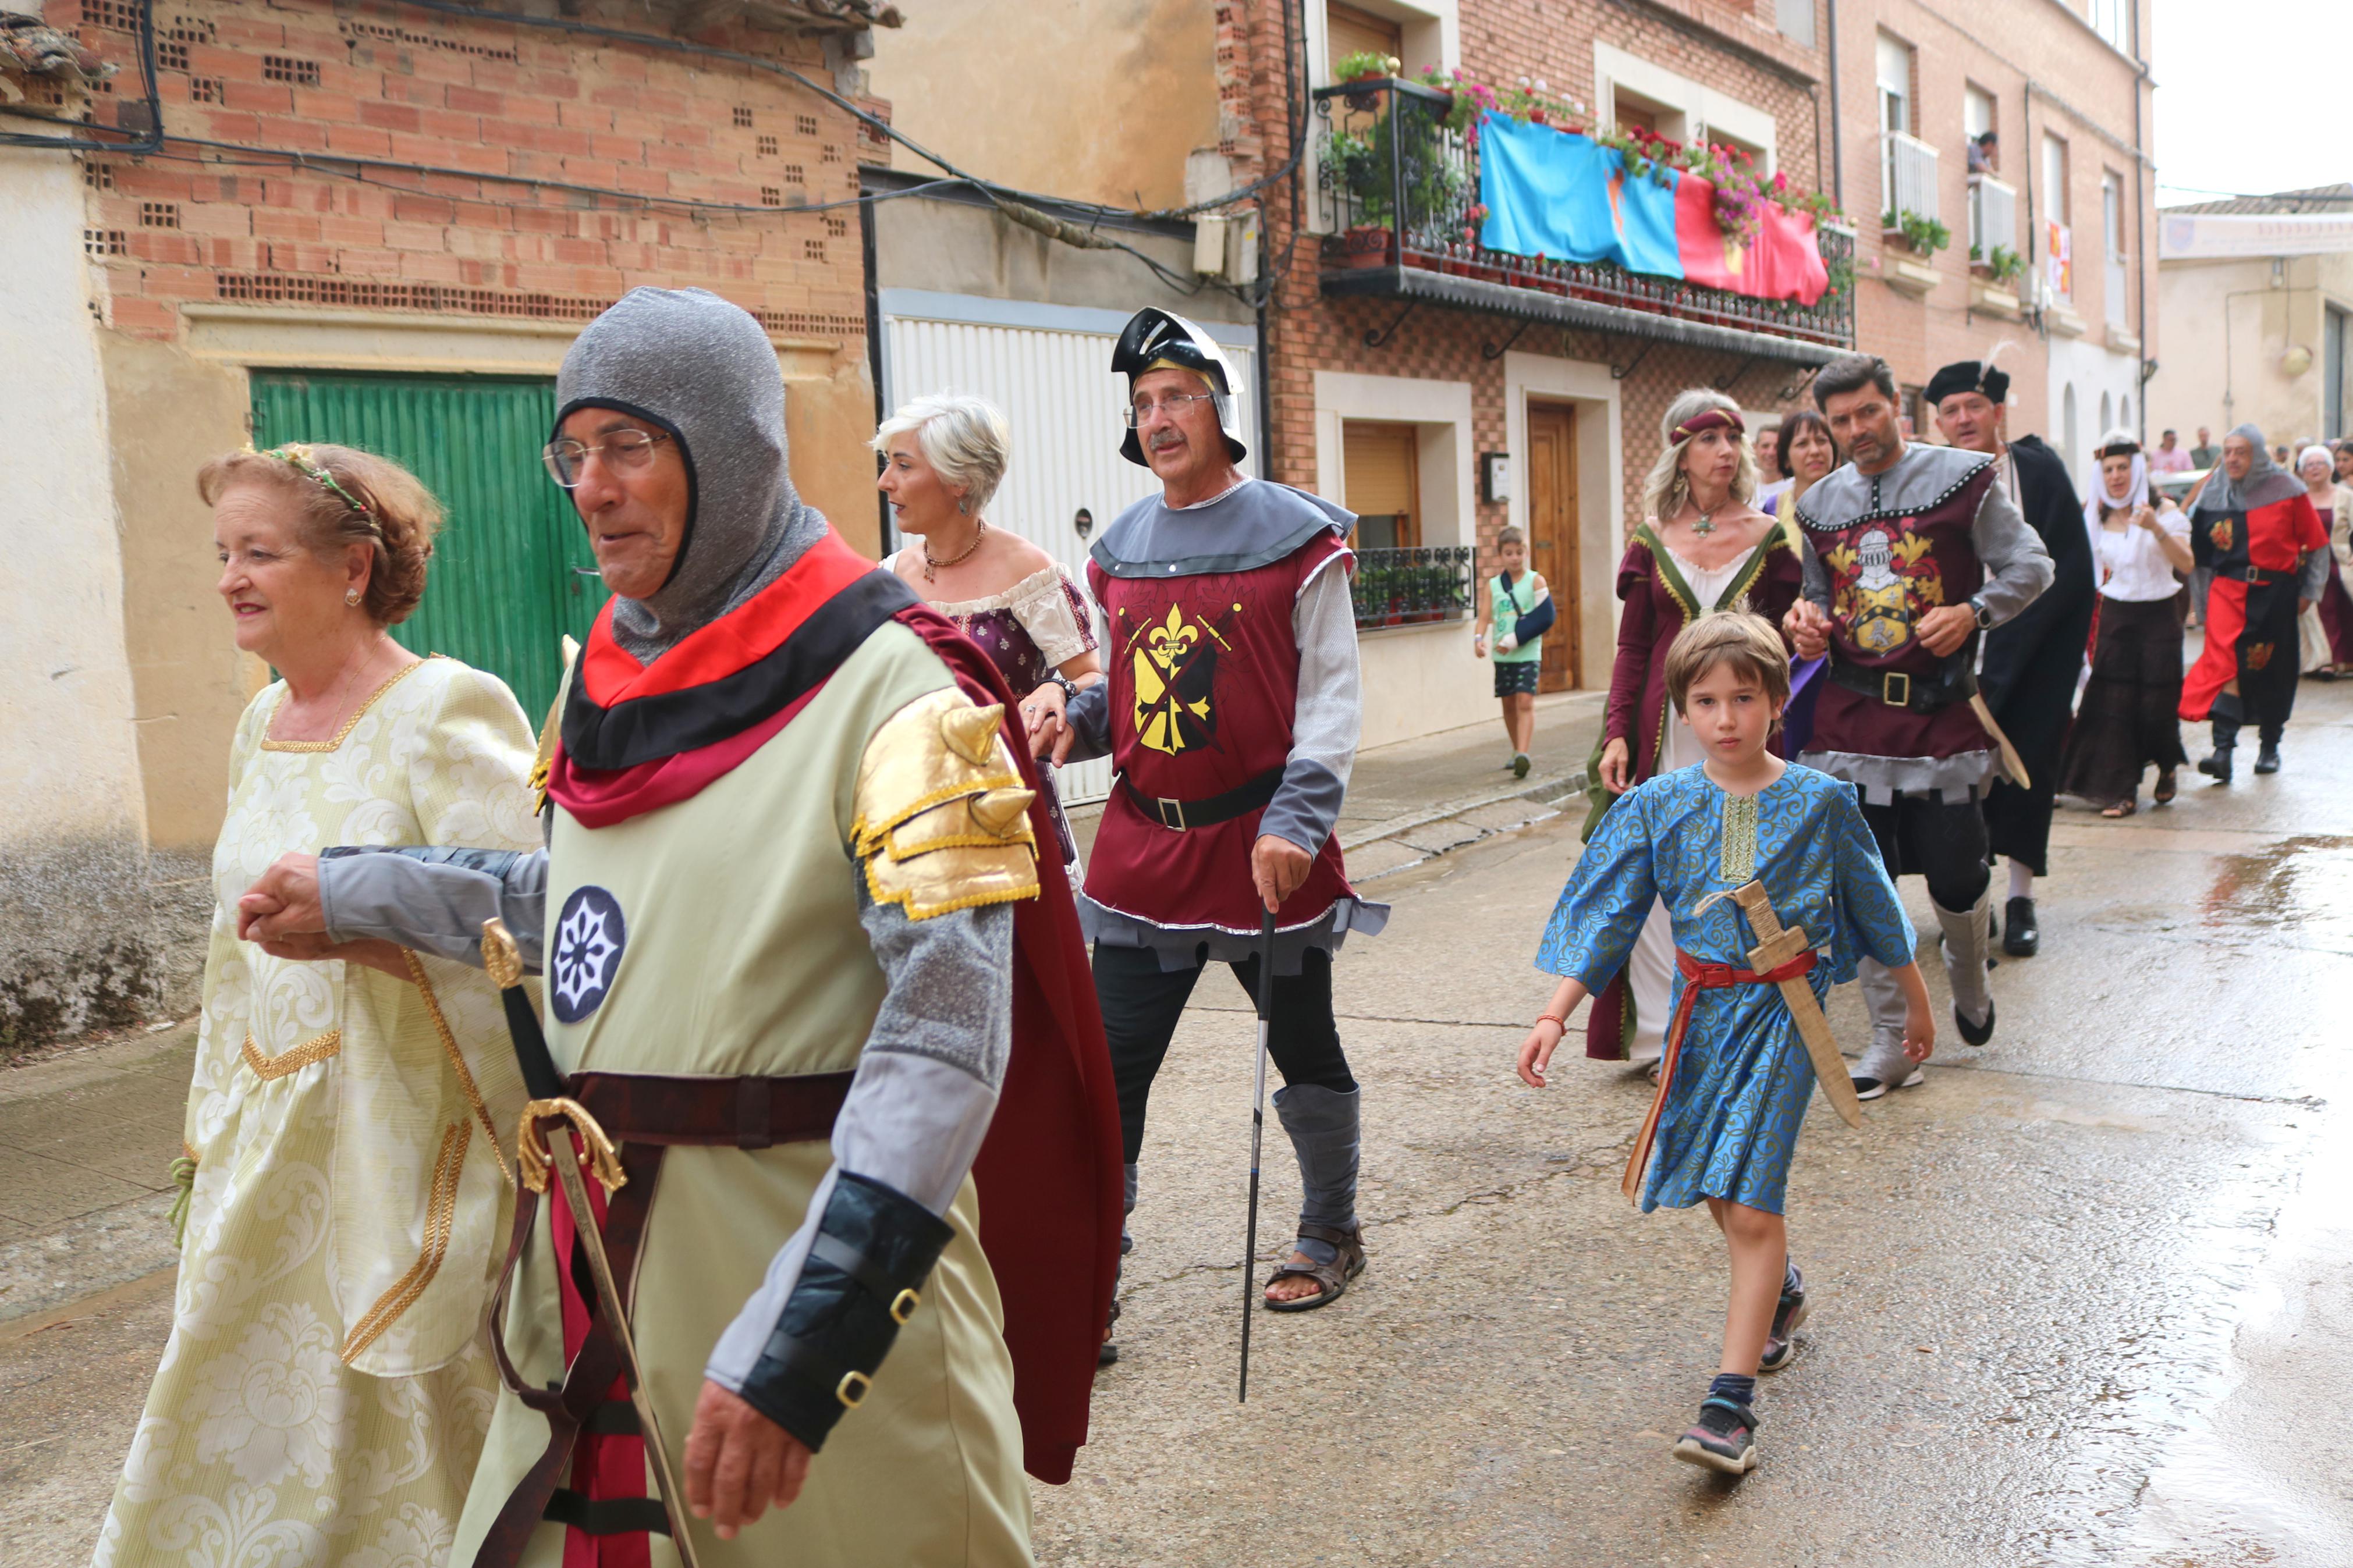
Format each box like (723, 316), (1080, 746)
(1475, 113), (1684, 280)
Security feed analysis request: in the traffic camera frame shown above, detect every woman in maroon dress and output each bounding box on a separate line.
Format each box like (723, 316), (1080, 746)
(1577, 389), (1805, 1065)
(875, 393), (1104, 872)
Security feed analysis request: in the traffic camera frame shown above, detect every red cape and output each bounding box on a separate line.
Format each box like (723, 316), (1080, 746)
(893, 603), (1123, 1484)
(548, 547), (1120, 1484)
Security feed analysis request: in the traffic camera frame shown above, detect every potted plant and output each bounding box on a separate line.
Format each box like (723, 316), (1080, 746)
(1887, 208), (1951, 257)
(1986, 244), (2025, 284)
(1335, 49), (1400, 113)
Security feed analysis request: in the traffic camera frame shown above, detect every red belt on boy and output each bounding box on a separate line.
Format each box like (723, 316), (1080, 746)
(1620, 948), (1821, 1204)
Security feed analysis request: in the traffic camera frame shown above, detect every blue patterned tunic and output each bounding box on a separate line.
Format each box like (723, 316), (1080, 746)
(1536, 763), (1917, 1214)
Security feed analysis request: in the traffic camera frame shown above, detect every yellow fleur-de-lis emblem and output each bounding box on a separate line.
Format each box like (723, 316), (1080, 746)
(1131, 602), (1223, 755)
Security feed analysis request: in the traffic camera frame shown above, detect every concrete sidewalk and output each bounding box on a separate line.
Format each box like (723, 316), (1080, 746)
(0, 692), (1609, 1326)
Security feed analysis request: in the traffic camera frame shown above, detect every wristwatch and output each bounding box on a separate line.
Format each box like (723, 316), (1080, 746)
(1968, 596), (1994, 630)
(1045, 672), (1080, 705)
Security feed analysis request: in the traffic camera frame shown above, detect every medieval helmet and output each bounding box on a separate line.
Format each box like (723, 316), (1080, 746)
(1111, 306), (1248, 468)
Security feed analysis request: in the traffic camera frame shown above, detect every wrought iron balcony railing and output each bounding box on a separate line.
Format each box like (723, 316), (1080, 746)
(1351, 545), (1474, 631)
(1312, 80), (1854, 353)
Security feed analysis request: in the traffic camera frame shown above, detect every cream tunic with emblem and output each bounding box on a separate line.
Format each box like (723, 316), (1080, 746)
(98, 658), (538, 1568)
(453, 620), (1037, 1568)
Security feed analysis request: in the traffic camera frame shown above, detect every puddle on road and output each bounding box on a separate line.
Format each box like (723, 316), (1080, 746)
(2090, 835), (2353, 957)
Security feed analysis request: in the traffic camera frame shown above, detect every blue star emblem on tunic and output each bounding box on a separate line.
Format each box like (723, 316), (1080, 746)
(549, 884), (626, 1023)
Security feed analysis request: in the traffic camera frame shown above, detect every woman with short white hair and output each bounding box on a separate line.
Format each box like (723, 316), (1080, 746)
(874, 392), (1105, 880)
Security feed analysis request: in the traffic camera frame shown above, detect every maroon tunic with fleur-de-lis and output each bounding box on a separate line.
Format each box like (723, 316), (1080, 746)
(1085, 532), (1360, 936)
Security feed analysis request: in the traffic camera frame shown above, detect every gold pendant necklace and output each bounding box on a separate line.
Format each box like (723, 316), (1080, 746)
(921, 519), (986, 582)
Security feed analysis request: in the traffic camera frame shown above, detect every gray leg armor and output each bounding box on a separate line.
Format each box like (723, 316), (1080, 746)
(1933, 891), (1993, 1027)
(1853, 957), (1916, 1086)
(1272, 1083), (1360, 1266)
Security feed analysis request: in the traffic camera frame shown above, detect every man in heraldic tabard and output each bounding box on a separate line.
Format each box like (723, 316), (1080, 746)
(240, 286), (1122, 1566)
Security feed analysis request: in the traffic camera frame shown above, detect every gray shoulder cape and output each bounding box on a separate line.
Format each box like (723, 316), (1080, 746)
(1091, 478), (1354, 579)
(1794, 445), (1994, 533)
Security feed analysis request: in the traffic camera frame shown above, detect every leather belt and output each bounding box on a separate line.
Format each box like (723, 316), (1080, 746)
(1827, 655), (1976, 713)
(1119, 765), (1284, 831)
(2216, 563), (2282, 586)
(569, 1069), (856, 1150)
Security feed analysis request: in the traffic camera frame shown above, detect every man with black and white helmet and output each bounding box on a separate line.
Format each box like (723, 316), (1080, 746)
(1026, 308), (1385, 1349)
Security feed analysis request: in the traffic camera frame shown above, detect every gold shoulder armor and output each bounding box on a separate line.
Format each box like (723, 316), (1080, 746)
(853, 686), (1040, 921)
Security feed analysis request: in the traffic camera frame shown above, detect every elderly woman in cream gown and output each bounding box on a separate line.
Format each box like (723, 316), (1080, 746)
(96, 443), (539, 1568)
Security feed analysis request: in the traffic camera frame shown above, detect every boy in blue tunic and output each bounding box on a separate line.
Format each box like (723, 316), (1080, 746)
(1516, 613), (1933, 1474)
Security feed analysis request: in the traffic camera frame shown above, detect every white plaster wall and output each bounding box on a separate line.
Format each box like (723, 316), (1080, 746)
(2045, 334), (2143, 497)
(0, 150), (144, 849)
(1357, 620), (1489, 751)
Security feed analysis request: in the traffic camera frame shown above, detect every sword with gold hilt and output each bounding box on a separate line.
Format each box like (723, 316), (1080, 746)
(482, 918), (703, 1568)
(1724, 882), (1865, 1132)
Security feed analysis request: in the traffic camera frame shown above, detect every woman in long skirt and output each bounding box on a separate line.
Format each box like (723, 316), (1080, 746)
(2060, 432), (2195, 816)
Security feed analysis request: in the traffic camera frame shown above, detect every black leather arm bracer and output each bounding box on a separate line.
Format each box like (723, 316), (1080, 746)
(736, 1171), (954, 1453)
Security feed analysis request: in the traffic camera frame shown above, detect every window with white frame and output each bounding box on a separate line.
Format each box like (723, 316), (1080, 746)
(2102, 169), (2128, 326)
(1877, 33), (1934, 225)
(2089, 0), (2130, 52)
(2043, 132), (2072, 299)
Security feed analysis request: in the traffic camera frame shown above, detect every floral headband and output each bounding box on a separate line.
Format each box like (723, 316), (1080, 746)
(252, 442), (378, 527)
(1670, 408), (1745, 444)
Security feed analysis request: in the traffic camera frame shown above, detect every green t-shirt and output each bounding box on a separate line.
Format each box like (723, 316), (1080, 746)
(1492, 571), (1544, 663)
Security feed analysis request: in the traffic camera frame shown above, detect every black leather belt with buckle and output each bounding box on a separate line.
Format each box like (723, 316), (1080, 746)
(1119, 766), (1285, 831)
(1827, 657), (1975, 714)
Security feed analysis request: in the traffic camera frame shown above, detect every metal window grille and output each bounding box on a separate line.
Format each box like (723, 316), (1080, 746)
(262, 56), (321, 87)
(84, 228), (127, 257)
(757, 134), (777, 156)
(140, 201), (179, 228)
(796, 113), (819, 136)
(1350, 547), (1474, 630)
(733, 106), (754, 128)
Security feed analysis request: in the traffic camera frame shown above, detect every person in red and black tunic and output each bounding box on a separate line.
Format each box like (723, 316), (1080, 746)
(1026, 308), (1385, 1342)
(2182, 424), (2331, 779)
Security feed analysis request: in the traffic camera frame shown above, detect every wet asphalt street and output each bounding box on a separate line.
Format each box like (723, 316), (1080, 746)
(6, 683), (2350, 1566)
(1041, 680), (2353, 1567)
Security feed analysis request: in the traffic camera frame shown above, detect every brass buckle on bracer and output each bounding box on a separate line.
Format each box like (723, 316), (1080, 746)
(1881, 670), (1912, 707)
(1156, 796), (1188, 830)
(517, 1097), (628, 1197)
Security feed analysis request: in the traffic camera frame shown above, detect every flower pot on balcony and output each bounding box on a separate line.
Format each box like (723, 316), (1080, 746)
(1343, 72), (1384, 113)
(1341, 224), (1394, 268)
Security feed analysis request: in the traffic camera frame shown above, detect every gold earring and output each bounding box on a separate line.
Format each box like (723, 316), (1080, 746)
(345, 589), (361, 606)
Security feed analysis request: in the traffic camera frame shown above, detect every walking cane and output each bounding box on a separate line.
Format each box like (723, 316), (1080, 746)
(1238, 904), (1276, 1403)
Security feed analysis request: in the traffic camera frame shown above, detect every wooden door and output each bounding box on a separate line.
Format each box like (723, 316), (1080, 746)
(1525, 403), (1580, 691)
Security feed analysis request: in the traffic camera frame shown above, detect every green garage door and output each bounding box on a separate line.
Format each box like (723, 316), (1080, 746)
(249, 370), (604, 722)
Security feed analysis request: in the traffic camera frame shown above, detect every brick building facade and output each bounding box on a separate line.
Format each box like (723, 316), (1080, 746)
(1225, 0), (1846, 710)
(0, 0), (894, 1044)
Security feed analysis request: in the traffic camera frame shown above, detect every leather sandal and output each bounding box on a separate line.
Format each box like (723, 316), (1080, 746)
(1262, 1221), (1366, 1313)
